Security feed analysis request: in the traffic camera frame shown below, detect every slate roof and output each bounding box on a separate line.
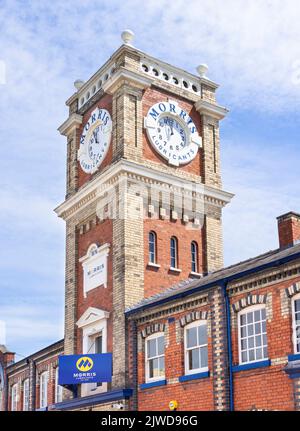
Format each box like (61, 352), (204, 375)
(126, 242), (300, 315)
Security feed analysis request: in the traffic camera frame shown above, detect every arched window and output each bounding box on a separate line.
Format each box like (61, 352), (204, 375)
(191, 241), (198, 273)
(40, 371), (48, 409)
(292, 293), (300, 353)
(238, 305), (268, 364)
(149, 231), (157, 264)
(23, 378), (29, 411)
(170, 237), (178, 269)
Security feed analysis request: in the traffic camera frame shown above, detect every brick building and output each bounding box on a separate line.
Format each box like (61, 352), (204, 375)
(1, 30), (300, 411)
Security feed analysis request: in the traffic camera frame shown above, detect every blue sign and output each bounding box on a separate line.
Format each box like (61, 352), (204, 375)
(58, 353), (112, 385)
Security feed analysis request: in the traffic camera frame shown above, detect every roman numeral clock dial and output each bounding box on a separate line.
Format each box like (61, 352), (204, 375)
(78, 107), (112, 174)
(144, 101), (202, 166)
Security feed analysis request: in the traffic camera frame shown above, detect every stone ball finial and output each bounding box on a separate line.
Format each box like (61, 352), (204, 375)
(74, 79), (85, 90)
(121, 29), (134, 45)
(196, 64), (209, 78)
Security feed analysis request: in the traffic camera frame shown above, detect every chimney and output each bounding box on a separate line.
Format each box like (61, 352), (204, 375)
(277, 212), (300, 248)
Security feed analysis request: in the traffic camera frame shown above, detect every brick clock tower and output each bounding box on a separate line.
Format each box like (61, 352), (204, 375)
(56, 30), (233, 406)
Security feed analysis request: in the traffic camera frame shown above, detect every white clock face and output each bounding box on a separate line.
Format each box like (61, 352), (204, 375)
(144, 101), (202, 166)
(78, 107), (112, 174)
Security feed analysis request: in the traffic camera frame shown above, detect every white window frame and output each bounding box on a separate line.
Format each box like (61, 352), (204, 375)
(149, 231), (157, 264)
(39, 371), (48, 409)
(11, 383), (18, 411)
(145, 332), (165, 383)
(170, 236), (178, 269)
(55, 367), (63, 403)
(184, 320), (208, 375)
(292, 293), (300, 354)
(23, 378), (29, 411)
(191, 241), (198, 273)
(238, 304), (268, 365)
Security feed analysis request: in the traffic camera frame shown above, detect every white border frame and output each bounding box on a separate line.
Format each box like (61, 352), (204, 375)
(39, 371), (48, 409)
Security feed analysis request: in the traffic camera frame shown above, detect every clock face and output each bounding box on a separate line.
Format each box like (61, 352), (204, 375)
(78, 107), (112, 174)
(144, 101), (202, 166)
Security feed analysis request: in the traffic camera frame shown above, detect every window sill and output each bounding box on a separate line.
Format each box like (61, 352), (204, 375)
(189, 271), (202, 278)
(169, 267), (182, 273)
(140, 379), (167, 390)
(147, 262), (161, 269)
(232, 359), (271, 372)
(288, 353), (300, 362)
(179, 370), (209, 382)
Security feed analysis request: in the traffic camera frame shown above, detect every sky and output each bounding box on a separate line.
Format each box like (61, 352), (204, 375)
(0, 0), (299, 358)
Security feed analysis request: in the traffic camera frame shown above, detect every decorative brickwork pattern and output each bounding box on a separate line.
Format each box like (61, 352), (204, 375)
(141, 323), (165, 338)
(179, 310), (208, 327)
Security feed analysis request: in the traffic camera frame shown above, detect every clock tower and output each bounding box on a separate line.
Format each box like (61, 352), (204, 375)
(56, 30), (233, 404)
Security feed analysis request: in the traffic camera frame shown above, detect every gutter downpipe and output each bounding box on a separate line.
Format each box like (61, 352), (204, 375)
(222, 281), (234, 411)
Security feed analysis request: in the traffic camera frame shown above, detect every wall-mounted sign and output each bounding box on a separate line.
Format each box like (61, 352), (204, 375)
(144, 100), (202, 166)
(77, 107), (112, 174)
(58, 353), (112, 385)
(79, 243), (110, 297)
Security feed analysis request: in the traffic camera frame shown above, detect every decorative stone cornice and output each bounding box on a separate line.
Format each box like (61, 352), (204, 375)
(141, 323), (165, 338)
(102, 67), (153, 94)
(232, 294), (267, 313)
(195, 99), (229, 120)
(55, 159), (233, 221)
(179, 310), (208, 327)
(58, 113), (83, 136)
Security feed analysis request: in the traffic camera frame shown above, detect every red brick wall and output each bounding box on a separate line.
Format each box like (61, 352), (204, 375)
(144, 218), (205, 297)
(77, 95), (113, 189)
(230, 277), (300, 411)
(136, 307), (213, 411)
(142, 87), (202, 177)
(76, 218), (113, 354)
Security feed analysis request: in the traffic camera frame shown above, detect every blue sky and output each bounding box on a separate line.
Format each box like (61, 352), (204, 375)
(0, 0), (299, 358)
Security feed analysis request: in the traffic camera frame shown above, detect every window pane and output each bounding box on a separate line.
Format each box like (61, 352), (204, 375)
(256, 335), (262, 347)
(248, 337), (254, 349)
(262, 321), (266, 333)
(149, 358), (159, 378)
(261, 308), (266, 319)
(157, 336), (164, 356)
(255, 323), (261, 334)
(263, 347), (268, 358)
(158, 357), (165, 376)
(200, 346), (208, 368)
(247, 313), (253, 324)
(254, 310), (260, 322)
(147, 339), (156, 358)
(187, 327), (197, 348)
(256, 348), (262, 360)
(189, 348), (200, 370)
(248, 325), (254, 336)
(242, 351), (247, 362)
(198, 325), (207, 345)
(241, 339), (247, 350)
(249, 349), (255, 361)
(240, 314), (246, 325)
(241, 326), (247, 338)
